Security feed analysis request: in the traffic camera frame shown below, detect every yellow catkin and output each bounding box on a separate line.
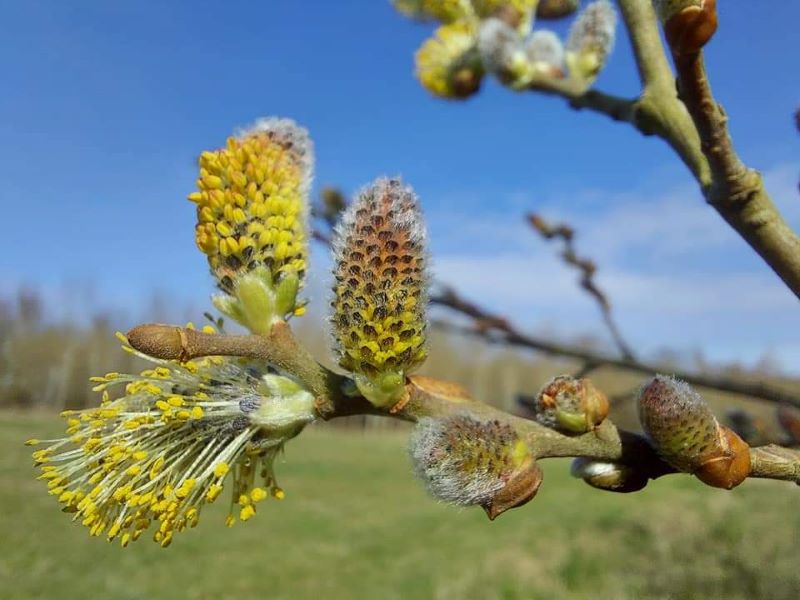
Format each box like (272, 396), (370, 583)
(30, 338), (297, 547)
(415, 21), (481, 99)
(189, 118), (313, 294)
(331, 177), (428, 379)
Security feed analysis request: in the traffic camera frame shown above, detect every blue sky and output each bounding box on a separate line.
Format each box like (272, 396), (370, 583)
(1, 1), (799, 368)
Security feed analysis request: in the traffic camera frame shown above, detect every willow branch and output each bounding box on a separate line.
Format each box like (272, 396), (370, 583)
(618, 0), (800, 296)
(429, 289), (800, 409)
(526, 0), (800, 296)
(672, 50), (800, 297)
(524, 74), (637, 125)
(312, 196), (800, 409)
(527, 213), (635, 359)
(748, 446), (800, 484)
(126, 322), (800, 486)
(521, 0), (710, 184)
(126, 322), (377, 419)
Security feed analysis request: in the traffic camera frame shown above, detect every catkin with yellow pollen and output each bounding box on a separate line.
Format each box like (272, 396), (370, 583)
(415, 21), (484, 99)
(330, 177), (429, 409)
(28, 327), (316, 547)
(189, 118), (313, 334)
(409, 414), (542, 519)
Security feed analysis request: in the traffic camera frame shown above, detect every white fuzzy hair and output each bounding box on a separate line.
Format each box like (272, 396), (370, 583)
(525, 30), (565, 69)
(566, 0), (617, 57)
(234, 116), (315, 194)
(408, 417), (504, 506)
(477, 18), (526, 77)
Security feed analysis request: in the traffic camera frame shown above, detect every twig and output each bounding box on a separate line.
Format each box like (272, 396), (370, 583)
(671, 48), (800, 297)
(126, 322), (376, 419)
(429, 289), (800, 409)
(125, 322), (800, 487)
(517, 2), (800, 297)
(526, 213), (635, 360)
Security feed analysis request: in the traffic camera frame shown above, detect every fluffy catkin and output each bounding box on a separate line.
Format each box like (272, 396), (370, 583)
(638, 375), (751, 489)
(330, 177), (428, 406)
(637, 375), (723, 472)
(415, 22), (483, 99)
(409, 415), (529, 506)
(525, 30), (565, 74)
(477, 18), (528, 83)
(565, 0), (616, 81)
(190, 118), (313, 295)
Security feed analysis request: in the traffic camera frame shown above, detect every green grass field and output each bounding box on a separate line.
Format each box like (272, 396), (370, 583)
(2, 413), (798, 600)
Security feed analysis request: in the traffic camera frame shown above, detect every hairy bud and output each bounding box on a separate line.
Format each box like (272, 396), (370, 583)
(654, 0), (717, 55)
(638, 375), (750, 489)
(533, 375), (609, 434)
(565, 0), (616, 83)
(478, 18), (530, 85)
(409, 414), (542, 519)
(330, 177), (428, 408)
(189, 118), (313, 334)
(415, 22), (484, 99)
(525, 30), (565, 77)
(570, 458), (649, 493)
(537, 0), (580, 20)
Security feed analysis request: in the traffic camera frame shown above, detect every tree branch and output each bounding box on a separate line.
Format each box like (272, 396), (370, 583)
(430, 287), (800, 409)
(526, 213), (635, 360)
(126, 322), (377, 419)
(614, 0), (711, 184)
(524, 75), (638, 125)
(521, 1), (711, 183)
(618, 0), (800, 297)
(125, 322), (800, 487)
(522, 0), (800, 297)
(524, 0), (800, 298)
(313, 190), (800, 409)
(672, 50), (800, 298)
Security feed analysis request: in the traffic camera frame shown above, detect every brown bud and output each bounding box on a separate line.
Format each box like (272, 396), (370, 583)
(537, 0), (579, 20)
(658, 0), (717, 55)
(126, 324), (187, 361)
(407, 375), (471, 403)
(694, 426), (751, 490)
(449, 66), (483, 98)
(483, 457), (543, 520)
(534, 375), (609, 434)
